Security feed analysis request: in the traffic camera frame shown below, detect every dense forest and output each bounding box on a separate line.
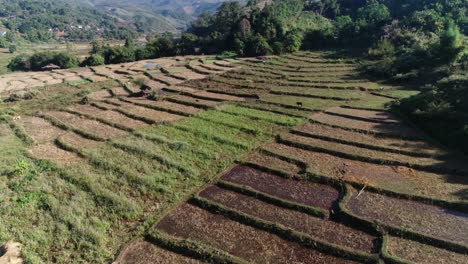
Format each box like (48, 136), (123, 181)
(5, 0), (468, 152)
(0, 0), (138, 43)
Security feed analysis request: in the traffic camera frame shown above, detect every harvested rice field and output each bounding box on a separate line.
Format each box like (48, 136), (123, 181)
(0, 51), (467, 263)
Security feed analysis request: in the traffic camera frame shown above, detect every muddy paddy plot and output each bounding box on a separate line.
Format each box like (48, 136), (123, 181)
(280, 132), (466, 172)
(346, 187), (468, 245)
(262, 143), (467, 202)
(386, 236), (468, 264)
(221, 165), (339, 211)
(295, 122), (448, 157)
(156, 203), (357, 264)
(199, 185), (377, 253)
(244, 151), (303, 174)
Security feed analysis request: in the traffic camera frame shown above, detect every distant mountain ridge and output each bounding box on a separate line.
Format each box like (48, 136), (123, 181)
(76, 0), (244, 33)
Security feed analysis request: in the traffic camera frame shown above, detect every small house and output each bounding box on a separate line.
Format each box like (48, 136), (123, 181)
(41, 64), (61, 71)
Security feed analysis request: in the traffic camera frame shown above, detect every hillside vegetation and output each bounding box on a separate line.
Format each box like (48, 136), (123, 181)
(0, 50), (467, 263)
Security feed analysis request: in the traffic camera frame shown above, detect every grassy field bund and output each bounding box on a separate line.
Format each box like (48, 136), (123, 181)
(0, 51), (467, 263)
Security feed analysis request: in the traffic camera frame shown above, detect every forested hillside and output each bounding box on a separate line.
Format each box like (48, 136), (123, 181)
(75, 0), (242, 33)
(0, 0), (136, 42)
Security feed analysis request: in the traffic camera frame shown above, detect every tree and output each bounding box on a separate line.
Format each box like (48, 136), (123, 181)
(53, 52), (79, 69)
(8, 45), (17, 53)
(81, 54), (105, 66)
(177, 33), (199, 55)
(8, 54), (30, 71)
(146, 37), (175, 58)
(215, 2), (244, 35)
(0, 37), (7, 48)
(244, 34), (273, 56)
(284, 29), (303, 52)
(124, 37), (135, 48)
(102, 46), (136, 64)
(435, 21), (465, 63)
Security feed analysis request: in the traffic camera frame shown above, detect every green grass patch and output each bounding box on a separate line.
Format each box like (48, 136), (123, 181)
(271, 87), (365, 100)
(219, 105), (304, 127)
(345, 94), (395, 110)
(260, 95), (344, 110)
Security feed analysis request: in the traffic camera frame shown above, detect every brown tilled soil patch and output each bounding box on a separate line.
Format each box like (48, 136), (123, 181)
(194, 90), (244, 102)
(325, 107), (400, 123)
(115, 241), (202, 264)
(156, 203), (356, 264)
(86, 75), (108, 82)
(281, 133), (464, 170)
(174, 68), (207, 80)
(46, 111), (128, 140)
(63, 76), (84, 82)
(147, 72), (184, 84)
(200, 186), (377, 253)
(263, 143), (466, 202)
(70, 105), (147, 130)
(190, 63), (218, 74)
(124, 98), (201, 115)
(199, 63), (227, 71)
(311, 112), (420, 138)
(110, 87), (130, 97)
(346, 187), (468, 245)
(88, 89), (112, 100)
(107, 99), (184, 123)
(18, 116), (66, 144)
(245, 151), (302, 174)
(297, 122), (447, 157)
(221, 165), (339, 211)
(145, 80), (166, 90)
(45, 79), (64, 85)
(28, 143), (81, 165)
(386, 236), (468, 264)
(59, 132), (101, 150)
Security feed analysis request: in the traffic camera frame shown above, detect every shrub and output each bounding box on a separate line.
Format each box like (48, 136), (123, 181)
(8, 54), (30, 71)
(8, 45), (17, 53)
(102, 46), (136, 64)
(81, 54), (105, 67)
(283, 29), (303, 53)
(244, 35), (273, 56)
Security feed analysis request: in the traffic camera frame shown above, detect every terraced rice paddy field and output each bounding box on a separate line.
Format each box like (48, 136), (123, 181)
(0, 51), (466, 263)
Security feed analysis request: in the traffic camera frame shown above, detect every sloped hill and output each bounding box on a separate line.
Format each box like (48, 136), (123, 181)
(80, 0), (244, 33)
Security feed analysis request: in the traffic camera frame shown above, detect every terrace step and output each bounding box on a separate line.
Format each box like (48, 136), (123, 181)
(294, 122), (448, 158)
(346, 187), (468, 248)
(155, 203), (357, 264)
(279, 133), (468, 174)
(310, 112), (423, 139)
(115, 241), (204, 264)
(220, 165), (340, 212)
(199, 185), (378, 253)
(262, 143), (468, 203)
